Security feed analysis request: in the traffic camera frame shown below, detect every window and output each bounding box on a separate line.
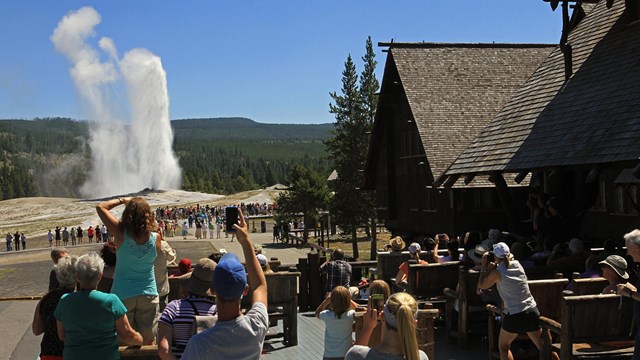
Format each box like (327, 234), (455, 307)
(591, 181), (607, 211)
(614, 185), (625, 214)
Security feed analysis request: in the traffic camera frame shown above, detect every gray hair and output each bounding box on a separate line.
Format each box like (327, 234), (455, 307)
(76, 252), (105, 288)
(55, 255), (78, 288)
(624, 229), (640, 246)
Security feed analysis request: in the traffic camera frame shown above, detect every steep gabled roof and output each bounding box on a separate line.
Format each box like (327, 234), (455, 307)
(388, 43), (555, 180)
(446, 1), (640, 176)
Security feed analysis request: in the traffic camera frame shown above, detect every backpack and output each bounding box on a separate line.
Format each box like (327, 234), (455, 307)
(186, 299), (217, 334)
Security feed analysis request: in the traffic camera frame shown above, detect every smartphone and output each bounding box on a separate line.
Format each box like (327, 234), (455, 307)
(370, 293), (384, 312)
(225, 206), (239, 232)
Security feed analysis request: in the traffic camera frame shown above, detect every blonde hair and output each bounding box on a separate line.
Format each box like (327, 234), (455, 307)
(385, 292), (420, 360)
(330, 286), (351, 319)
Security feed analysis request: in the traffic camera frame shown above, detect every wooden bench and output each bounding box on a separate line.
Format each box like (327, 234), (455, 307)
(167, 274), (190, 302)
(407, 261), (461, 305)
(444, 267), (485, 348)
(377, 252), (411, 284)
(243, 271), (301, 346)
(119, 345), (159, 359)
(486, 278), (569, 359)
(353, 308), (439, 360)
(567, 277), (609, 296)
(524, 266), (563, 280)
(539, 294), (635, 360)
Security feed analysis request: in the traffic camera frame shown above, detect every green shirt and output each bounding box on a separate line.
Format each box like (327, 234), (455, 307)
(54, 289), (127, 360)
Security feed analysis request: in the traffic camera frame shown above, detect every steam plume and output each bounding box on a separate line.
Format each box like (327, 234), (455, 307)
(51, 6), (182, 197)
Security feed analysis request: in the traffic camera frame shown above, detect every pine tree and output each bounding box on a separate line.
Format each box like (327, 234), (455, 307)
(325, 38), (379, 260)
(359, 36), (380, 259)
(326, 54), (364, 258)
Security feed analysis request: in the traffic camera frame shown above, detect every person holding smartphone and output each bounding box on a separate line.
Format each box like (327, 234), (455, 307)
(315, 286), (359, 360)
(433, 233), (461, 263)
(347, 292), (428, 360)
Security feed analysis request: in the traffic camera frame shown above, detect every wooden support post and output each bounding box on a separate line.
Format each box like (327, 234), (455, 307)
(297, 257), (309, 312)
(492, 172), (521, 233)
(308, 251), (322, 310)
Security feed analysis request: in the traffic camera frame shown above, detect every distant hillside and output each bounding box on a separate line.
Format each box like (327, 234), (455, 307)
(172, 117), (333, 140)
(0, 117), (333, 199)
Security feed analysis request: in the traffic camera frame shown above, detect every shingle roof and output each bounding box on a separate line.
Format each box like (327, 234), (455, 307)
(389, 43), (555, 180)
(446, 1), (640, 176)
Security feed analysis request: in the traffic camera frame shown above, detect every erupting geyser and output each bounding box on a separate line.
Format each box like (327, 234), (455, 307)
(51, 6), (182, 197)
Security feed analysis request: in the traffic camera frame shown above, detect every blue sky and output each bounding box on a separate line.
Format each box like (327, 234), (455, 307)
(0, 1), (562, 124)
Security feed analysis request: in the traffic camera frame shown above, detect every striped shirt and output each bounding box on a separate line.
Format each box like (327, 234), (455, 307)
(158, 296), (217, 359)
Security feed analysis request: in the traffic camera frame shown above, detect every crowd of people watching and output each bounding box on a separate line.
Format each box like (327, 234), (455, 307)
(19, 190), (640, 359)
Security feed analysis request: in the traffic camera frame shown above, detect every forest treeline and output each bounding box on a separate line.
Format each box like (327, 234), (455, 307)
(0, 117), (332, 199)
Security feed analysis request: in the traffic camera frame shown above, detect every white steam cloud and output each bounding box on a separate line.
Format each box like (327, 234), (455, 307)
(51, 6), (182, 197)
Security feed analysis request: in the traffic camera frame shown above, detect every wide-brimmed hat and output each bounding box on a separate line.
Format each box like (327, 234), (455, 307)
(599, 255), (629, 279)
(187, 258), (216, 297)
(390, 237), (405, 251)
(467, 244), (489, 263)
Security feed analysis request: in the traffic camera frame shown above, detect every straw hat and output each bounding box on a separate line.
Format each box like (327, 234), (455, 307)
(389, 237), (405, 251)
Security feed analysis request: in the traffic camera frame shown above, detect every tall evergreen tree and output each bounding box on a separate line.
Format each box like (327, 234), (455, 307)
(326, 39), (379, 259)
(359, 36), (380, 259)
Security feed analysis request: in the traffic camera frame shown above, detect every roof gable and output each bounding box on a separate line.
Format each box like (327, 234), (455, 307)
(390, 44), (554, 178)
(447, 1), (640, 175)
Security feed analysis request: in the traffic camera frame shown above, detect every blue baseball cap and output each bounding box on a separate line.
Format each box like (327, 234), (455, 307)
(212, 253), (247, 300)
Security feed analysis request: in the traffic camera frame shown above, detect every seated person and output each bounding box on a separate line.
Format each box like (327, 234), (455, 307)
(433, 233), (460, 263)
(158, 258), (217, 359)
(511, 241), (535, 269)
(547, 238), (588, 271)
(395, 243), (427, 289)
(181, 209), (268, 360)
(257, 254), (274, 274)
(600, 255), (630, 294)
(530, 236), (555, 263)
(384, 236), (405, 253)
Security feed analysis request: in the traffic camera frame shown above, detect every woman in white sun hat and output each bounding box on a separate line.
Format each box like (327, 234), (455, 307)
(477, 242), (559, 360)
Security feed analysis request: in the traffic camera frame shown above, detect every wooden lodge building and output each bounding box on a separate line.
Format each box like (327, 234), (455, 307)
(362, 42), (555, 238)
(444, 0), (640, 242)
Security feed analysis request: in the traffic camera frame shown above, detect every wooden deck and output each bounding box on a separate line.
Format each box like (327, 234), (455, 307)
(263, 311), (481, 359)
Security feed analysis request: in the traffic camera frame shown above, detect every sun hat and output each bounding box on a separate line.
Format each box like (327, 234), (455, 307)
(493, 242), (510, 259)
(256, 253), (268, 266)
(599, 255), (629, 279)
(468, 244), (489, 263)
(390, 237), (405, 251)
(408, 242), (421, 254)
(212, 253), (247, 300)
(187, 258), (216, 297)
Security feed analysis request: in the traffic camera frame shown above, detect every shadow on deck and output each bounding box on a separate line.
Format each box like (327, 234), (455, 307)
(262, 312), (482, 360)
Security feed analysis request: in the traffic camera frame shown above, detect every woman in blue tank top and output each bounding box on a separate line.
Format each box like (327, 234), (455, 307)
(97, 196), (161, 345)
(477, 242), (559, 360)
